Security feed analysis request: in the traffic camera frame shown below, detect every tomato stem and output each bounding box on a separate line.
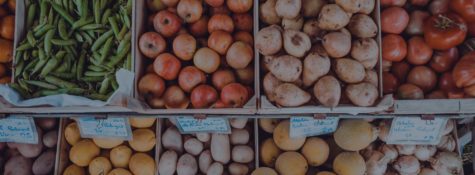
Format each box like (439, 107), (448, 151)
(435, 14), (465, 30)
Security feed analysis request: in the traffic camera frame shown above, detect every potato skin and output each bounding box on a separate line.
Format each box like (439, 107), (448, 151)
(263, 73), (283, 102)
(32, 150), (56, 175)
(158, 150), (178, 175)
(230, 128), (250, 145)
(177, 153), (198, 175)
(322, 31), (351, 58)
(348, 14), (378, 38)
(346, 82), (379, 107)
(314, 76), (341, 107)
(335, 58), (366, 83)
(162, 126), (183, 153)
(229, 163), (250, 175)
(303, 52), (331, 87)
(43, 130), (58, 148)
(256, 25), (283, 56)
(211, 133), (231, 164)
(5, 155), (33, 175)
(274, 83), (311, 107)
(283, 30), (311, 58)
(275, 0), (302, 19)
(232, 145), (255, 163)
(318, 4), (351, 30)
(268, 55), (302, 82)
(351, 38), (379, 69)
(199, 150), (213, 174)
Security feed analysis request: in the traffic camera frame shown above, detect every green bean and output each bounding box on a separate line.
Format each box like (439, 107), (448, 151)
(101, 9), (112, 25)
(99, 77), (111, 94)
(126, 0), (132, 15)
(47, 7), (54, 25)
(14, 59), (24, 78)
(67, 88), (87, 95)
(34, 25), (54, 37)
(77, 51), (86, 80)
(80, 0), (88, 19)
(106, 43), (130, 67)
(39, 0), (48, 24)
(117, 25), (127, 40)
(51, 2), (75, 24)
(23, 51), (31, 61)
(81, 76), (103, 82)
(108, 17), (120, 38)
(32, 58), (48, 74)
(51, 39), (76, 46)
(9, 84), (30, 98)
(25, 80), (58, 90)
(88, 65), (106, 72)
(39, 49), (46, 60)
(36, 89), (69, 97)
(99, 37), (113, 64)
(27, 3), (37, 28)
(79, 24), (104, 30)
(117, 32), (131, 51)
(31, 50), (39, 58)
(45, 76), (78, 89)
(94, 0), (101, 24)
(22, 71), (30, 80)
(51, 72), (75, 79)
(39, 58), (59, 77)
(111, 77), (118, 90)
(16, 42), (33, 51)
(91, 30), (114, 51)
(85, 71), (109, 77)
(125, 52), (132, 71)
(74, 33), (84, 42)
(44, 29), (56, 55)
(26, 31), (37, 46)
(55, 58), (69, 73)
(72, 18), (94, 30)
(24, 59), (39, 72)
(18, 80), (31, 94)
(14, 50), (23, 65)
(58, 19), (69, 39)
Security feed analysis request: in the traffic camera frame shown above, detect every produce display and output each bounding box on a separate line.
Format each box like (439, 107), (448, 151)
(158, 118), (255, 175)
(1, 118), (59, 175)
(11, 0), (132, 100)
(61, 118), (157, 175)
(0, 0), (15, 84)
(381, 0), (475, 99)
(258, 0), (380, 108)
(253, 118), (463, 175)
(137, 0), (255, 109)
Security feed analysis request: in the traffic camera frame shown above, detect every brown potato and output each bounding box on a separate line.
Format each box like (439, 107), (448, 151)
(283, 30), (312, 58)
(274, 83), (311, 107)
(275, 0), (302, 19)
(335, 58), (366, 83)
(259, 0), (282, 25)
(302, 0), (327, 17)
(282, 16), (304, 30)
(335, 0), (365, 13)
(318, 4), (351, 30)
(359, 0), (376, 14)
(351, 38), (379, 69)
(322, 31), (351, 58)
(303, 52), (331, 87)
(268, 55), (302, 82)
(364, 70), (379, 87)
(346, 82), (379, 107)
(348, 14), (378, 38)
(263, 73), (283, 102)
(256, 25), (283, 56)
(314, 76), (341, 107)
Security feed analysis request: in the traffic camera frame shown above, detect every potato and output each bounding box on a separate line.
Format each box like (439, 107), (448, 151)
(263, 73), (283, 102)
(230, 128), (250, 145)
(129, 153), (156, 175)
(199, 150), (213, 174)
(232, 145), (255, 163)
(17, 142), (43, 158)
(196, 133), (210, 142)
(207, 162), (224, 175)
(303, 19), (323, 43)
(274, 83), (311, 107)
(32, 150), (56, 175)
(162, 126), (183, 153)
(69, 139), (100, 167)
(93, 138), (124, 149)
(359, 0), (375, 14)
(229, 163), (250, 175)
(211, 133), (231, 164)
(228, 118), (247, 129)
(158, 150), (178, 175)
(348, 14), (378, 38)
(346, 82), (379, 107)
(351, 38), (379, 69)
(256, 25), (283, 56)
(262, 55), (277, 72)
(4, 156), (32, 175)
(335, 58), (366, 83)
(89, 157), (112, 175)
(318, 4), (351, 30)
(364, 70), (379, 87)
(108, 168), (132, 175)
(303, 52), (331, 87)
(184, 138), (204, 156)
(322, 31), (351, 58)
(129, 118), (156, 128)
(275, 0), (301, 19)
(36, 118), (57, 131)
(335, 0), (364, 13)
(110, 145), (132, 168)
(260, 0), (282, 25)
(261, 138), (282, 167)
(314, 76), (341, 107)
(63, 164), (86, 175)
(302, 0), (327, 17)
(177, 153), (198, 175)
(283, 30), (311, 58)
(43, 130), (58, 148)
(282, 16), (304, 30)
(65, 122), (81, 146)
(268, 55), (302, 82)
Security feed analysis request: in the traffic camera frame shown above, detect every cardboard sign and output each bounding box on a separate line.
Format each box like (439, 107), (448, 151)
(76, 116), (132, 140)
(387, 117), (447, 145)
(0, 116), (38, 144)
(290, 117), (339, 138)
(176, 117), (231, 134)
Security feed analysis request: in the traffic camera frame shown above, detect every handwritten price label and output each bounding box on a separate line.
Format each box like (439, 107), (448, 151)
(0, 116), (38, 144)
(76, 117), (132, 140)
(290, 117), (339, 138)
(176, 117), (231, 134)
(387, 117), (447, 145)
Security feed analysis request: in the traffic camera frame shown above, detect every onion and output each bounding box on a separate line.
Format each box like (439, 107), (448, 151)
(378, 120), (391, 142)
(396, 145), (416, 155)
(430, 152), (463, 175)
(442, 120), (454, 136)
(437, 135), (456, 152)
(393, 156), (420, 175)
(379, 144), (398, 163)
(414, 145), (437, 161)
(366, 151), (389, 175)
(419, 168), (437, 175)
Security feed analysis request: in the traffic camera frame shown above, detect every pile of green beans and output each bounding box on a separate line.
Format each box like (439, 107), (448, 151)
(12, 0), (132, 101)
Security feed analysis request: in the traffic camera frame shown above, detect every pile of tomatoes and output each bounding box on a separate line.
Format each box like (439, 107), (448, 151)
(137, 0), (254, 109)
(381, 0), (475, 99)
(0, 0), (14, 84)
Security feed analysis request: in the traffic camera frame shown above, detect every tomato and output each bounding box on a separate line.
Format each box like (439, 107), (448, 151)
(423, 13), (467, 50)
(397, 83), (424, 99)
(410, 0), (430, 6)
(391, 61), (411, 82)
(468, 22), (475, 36)
(427, 90), (447, 99)
(381, 7), (409, 34)
(381, 0), (407, 7)
(407, 66), (437, 92)
(382, 34), (407, 62)
(439, 72), (459, 93)
(429, 47), (459, 73)
(407, 36), (433, 65)
(383, 72), (399, 94)
(450, 0), (475, 22)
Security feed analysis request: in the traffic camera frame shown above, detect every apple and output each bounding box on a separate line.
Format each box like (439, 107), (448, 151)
(178, 66), (206, 92)
(147, 0), (166, 12)
(153, 53), (182, 80)
(162, 0), (179, 7)
(191, 85), (218, 108)
(164, 86), (190, 109)
(212, 99), (229, 108)
(189, 16), (209, 37)
(235, 65), (254, 85)
(220, 83), (249, 108)
(212, 69), (236, 90)
(138, 73), (166, 98)
(177, 0), (203, 23)
(139, 32), (166, 59)
(147, 97), (165, 109)
(173, 33), (197, 61)
(205, 0), (224, 7)
(153, 10), (182, 38)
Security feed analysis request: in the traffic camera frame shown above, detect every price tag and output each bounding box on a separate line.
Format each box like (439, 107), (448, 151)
(290, 117), (339, 138)
(386, 117), (447, 145)
(176, 117), (231, 134)
(76, 116), (132, 140)
(0, 116), (38, 144)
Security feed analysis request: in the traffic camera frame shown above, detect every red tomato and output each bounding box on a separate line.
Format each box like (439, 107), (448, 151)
(439, 72), (459, 93)
(407, 36), (433, 65)
(429, 47), (459, 73)
(383, 72), (399, 94)
(381, 0), (407, 7)
(392, 61), (411, 82)
(381, 7), (410, 34)
(382, 34), (407, 62)
(468, 22), (475, 36)
(423, 13), (468, 50)
(450, 0), (475, 22)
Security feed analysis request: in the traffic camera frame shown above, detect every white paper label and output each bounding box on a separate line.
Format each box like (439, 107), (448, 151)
(176, 117), (231, 134)
(290, 117), (339, 138)
(387, 117), (447, 145)
(0, 116), (38, 144)
(76, 117), (132, 140)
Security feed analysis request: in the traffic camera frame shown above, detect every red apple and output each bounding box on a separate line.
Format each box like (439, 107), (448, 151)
(189, 16), (209, 37)
(191, 85), (218, 108)
(139, 32), (166, 59)
(212, 69), (236, 90)
(178, 66), (206, 92)
(220, 83), (249, 108)
(153, 53), (182, 80)
(153, 10), (182, 38)
(138, 73), (166, 98)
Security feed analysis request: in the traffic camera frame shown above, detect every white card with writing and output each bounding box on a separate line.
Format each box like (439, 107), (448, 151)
(387, 117), (447, 145)
(76, 117), (132, 140)
(176, 117), (231, 134)
(0, 116), (38, 144)
(290, 117), (339, 138)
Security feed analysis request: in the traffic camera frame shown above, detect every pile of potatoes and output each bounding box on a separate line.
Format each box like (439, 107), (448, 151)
(2, 118), (59, 175)
(62, 118), (157, 175)
(258, 0), (380, 108)
(159, 118), (255, 175)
